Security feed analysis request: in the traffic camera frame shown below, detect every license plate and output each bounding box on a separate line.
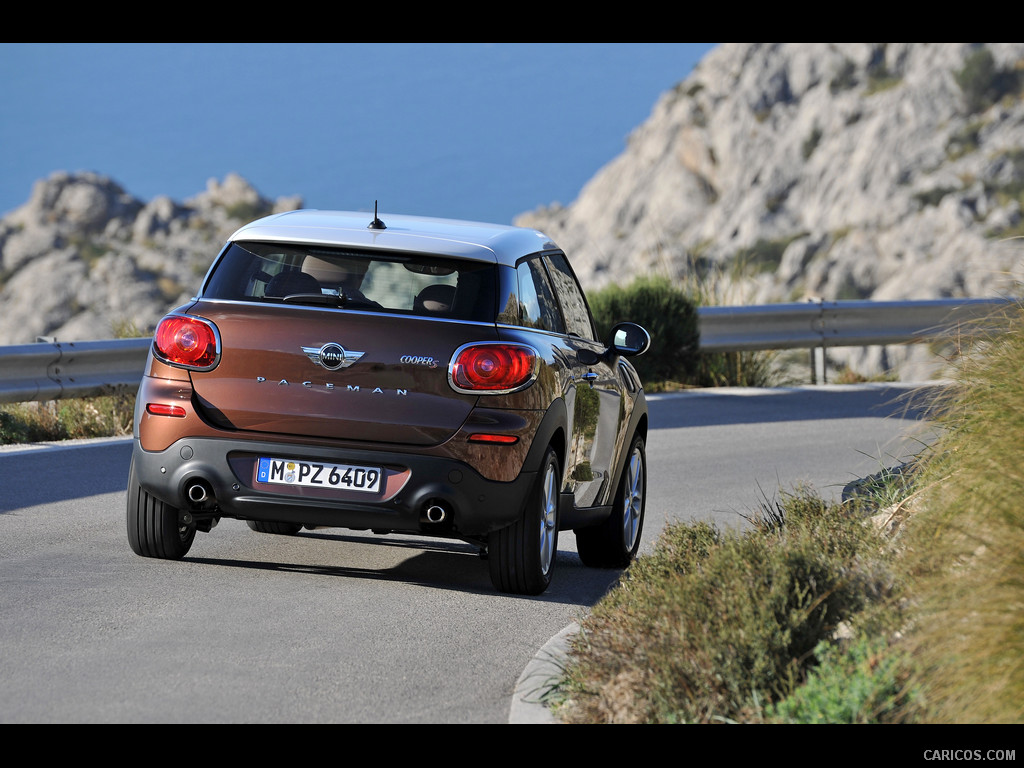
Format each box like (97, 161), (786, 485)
(257, 457), (382, 493)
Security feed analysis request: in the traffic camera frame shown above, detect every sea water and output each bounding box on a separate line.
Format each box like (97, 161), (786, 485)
(0, 42), (715, 224)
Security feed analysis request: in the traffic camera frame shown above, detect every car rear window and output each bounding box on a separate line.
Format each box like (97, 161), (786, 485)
(201, 242), (497, 322)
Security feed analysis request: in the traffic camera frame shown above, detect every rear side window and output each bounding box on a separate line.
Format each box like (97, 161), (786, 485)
(544, 252), (596, 339)
(515, 257), (564, 333)
(202, 242), (497, 322)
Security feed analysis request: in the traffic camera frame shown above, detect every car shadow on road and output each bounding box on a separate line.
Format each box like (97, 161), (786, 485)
(184, 531), (622, 607)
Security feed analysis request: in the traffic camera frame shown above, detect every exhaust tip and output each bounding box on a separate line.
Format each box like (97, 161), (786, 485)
(187, 481), (211, 504)
(424, 503), (447, 524)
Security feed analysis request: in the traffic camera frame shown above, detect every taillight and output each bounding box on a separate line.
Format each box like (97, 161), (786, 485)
(449, 343), (538, 393)
(153, 315), (220, 370)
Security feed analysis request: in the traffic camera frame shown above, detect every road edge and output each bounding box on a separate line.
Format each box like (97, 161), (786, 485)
(509, 622), (579, 724)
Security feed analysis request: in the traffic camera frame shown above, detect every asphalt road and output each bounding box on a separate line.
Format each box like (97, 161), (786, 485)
(0, 383), (937, 723)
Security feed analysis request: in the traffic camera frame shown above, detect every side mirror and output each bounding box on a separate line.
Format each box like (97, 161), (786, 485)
(608, 322), (651, 357)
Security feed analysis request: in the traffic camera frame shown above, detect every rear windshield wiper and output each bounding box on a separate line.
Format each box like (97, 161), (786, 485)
(278, 289), (349, 307)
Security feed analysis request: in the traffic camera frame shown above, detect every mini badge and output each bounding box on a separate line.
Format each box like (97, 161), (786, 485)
(302, 343), (364, 371)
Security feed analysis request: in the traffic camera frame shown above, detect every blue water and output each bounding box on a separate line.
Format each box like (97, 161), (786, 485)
(0, 43), (715, 224)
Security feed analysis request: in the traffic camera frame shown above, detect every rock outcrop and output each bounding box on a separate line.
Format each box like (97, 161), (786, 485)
(517, 43), (1024, 378)
(0, 172), (301, 345)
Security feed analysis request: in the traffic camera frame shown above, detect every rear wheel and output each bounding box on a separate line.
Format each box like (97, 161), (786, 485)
(127, 460), (195, 559)
(247, 520), (303, 535)
(488, 447), (559, 595)
(576, 435), (646, 568)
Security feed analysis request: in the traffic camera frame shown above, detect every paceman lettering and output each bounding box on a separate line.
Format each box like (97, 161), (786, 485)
(256, 377), (408, 395)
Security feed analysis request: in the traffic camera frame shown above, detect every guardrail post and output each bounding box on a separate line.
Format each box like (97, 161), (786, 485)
(810, 298), (826, 385)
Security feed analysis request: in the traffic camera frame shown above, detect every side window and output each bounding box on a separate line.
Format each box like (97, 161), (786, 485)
(516, 258), (564, 333)
(544, 252), (595, 339)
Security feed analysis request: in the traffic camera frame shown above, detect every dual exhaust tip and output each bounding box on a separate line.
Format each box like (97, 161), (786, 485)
(186, 479), (451, 525)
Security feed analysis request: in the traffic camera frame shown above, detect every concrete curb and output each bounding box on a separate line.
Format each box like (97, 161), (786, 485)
(509, 622), (579, 724)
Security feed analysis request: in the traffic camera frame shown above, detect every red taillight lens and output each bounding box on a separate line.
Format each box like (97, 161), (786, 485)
(153, 315), (219, 370)
(450, 343), (537, 393)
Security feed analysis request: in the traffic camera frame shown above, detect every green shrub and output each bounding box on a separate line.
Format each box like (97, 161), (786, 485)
(955, 46), (1023, 115)
(957, 47), (999, 114)
(802, 126), (823, 160)
(865, 57), (902, 95)
(0, 393), (135, 445)
(588, 276), (700, 385)
(588, 274), (779, 389)
(0, 405), (60, 444)
(693, 345), (780, 388)
(559, 490), (897, 724)
(767, 636), (921, 723)
(946, 119), (985, 160)
(829, 59), (858, 94)
(224, 200), (270, 222)
(914, 186), (957, 208)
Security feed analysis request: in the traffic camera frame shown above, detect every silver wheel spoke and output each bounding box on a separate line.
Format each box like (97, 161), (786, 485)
(621, 448), (643, 551)
(539, 464), (557, 574)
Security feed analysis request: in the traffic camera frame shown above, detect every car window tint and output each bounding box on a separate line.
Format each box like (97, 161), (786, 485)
(202, 242), (495, 322)
(516, 258), (564, 333)
(544, 252), (595, 339)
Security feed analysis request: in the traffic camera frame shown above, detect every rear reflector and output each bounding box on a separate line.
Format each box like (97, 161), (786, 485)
(467, 433), (519, 444)
(146, 403), (187, 418)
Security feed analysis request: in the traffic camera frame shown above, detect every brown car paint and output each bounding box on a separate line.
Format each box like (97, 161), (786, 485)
(128, 209), (650, 595)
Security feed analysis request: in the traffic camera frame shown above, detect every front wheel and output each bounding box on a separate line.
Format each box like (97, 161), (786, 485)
(488, 447), (560, 595)
(127, 460), (195, 560)
(576, 435), (646, 568)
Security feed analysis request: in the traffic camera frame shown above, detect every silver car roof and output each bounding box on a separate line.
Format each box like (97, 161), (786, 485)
(227, 209), (559, 266)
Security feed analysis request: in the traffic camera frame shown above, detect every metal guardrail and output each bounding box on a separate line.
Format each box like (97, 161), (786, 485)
(697, 297), (1014, 352)
(0, 337), (151, 404)
(0, 298), (1016, 404)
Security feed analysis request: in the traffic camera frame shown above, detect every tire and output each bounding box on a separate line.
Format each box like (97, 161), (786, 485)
(488, 447), (560, 595)
(126, 459), (195, 560)
(246, 520), (303, 535)
(576, 435), (646, 568)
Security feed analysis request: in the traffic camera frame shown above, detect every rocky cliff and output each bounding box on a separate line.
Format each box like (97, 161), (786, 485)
(0, 172), (301, 346)
(517, 42), (1024, 377)
(3, 43), (1024, 380)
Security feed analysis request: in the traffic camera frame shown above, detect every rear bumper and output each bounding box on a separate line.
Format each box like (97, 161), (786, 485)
(132, 435), (535, 537)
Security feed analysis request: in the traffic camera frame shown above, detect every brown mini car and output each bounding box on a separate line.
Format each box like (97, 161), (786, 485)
(127, 208), (650, 594)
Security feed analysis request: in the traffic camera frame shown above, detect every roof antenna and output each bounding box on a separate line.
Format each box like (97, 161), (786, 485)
(368, 201), (386, 230)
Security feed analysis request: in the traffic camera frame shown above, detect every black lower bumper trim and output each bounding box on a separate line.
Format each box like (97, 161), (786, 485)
(133, 436), (534, 537)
